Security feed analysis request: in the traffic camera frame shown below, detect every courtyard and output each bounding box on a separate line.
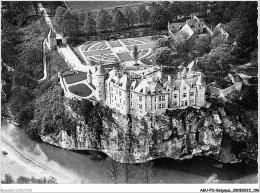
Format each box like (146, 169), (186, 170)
(77, 36), (155, 66)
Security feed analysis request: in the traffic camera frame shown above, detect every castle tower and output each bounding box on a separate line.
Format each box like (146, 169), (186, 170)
(47, 29), (57, 50)
(87, 69), (92, 84)
(234, 74), (243, 90)
(95, 64), (106, 101)
(196, 73), (206, 107)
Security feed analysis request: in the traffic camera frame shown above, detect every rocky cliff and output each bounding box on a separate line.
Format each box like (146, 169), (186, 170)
(40, 95), (256, 163)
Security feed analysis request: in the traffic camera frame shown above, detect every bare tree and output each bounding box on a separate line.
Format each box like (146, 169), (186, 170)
(105, 157), (121, 184)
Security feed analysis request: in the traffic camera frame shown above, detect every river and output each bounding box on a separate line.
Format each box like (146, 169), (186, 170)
(1, 119), (257, 184)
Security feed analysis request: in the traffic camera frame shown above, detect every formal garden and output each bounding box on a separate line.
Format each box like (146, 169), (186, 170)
(77, 36), (155, 65)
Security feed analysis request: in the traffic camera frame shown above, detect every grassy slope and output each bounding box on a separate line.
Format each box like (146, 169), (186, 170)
(66, 1), (145, 13)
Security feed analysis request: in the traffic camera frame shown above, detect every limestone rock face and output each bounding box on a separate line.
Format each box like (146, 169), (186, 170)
(40, 102), (251, 163)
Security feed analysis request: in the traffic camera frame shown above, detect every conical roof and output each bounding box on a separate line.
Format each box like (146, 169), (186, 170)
(234, 74), (242, 82)
(87, 68), (92, 75)
(95, 64), (106, 76)
(188, 59), (199, 72)
(196, 73), (205, 85)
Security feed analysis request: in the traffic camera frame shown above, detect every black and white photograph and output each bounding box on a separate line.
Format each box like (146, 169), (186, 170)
(1, 1), (258, 192)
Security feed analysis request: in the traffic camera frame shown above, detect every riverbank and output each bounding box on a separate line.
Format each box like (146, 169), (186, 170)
(1, 135), (79, 184)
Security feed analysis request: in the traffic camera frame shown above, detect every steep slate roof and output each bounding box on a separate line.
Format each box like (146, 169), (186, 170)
(196, 74), (206, 85)
(119, 74), (131, 90)
(134, 79), (167, 95)
(233, 74), (243, 82)
(179, 24), (194, 39)
(169, 22), (186, 31)
(188, 60), (199, 72)
(95, 64), (106, 76)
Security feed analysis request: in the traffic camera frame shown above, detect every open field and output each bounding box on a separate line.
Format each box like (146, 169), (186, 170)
(66, 1), (145, 14)
(68, 83), (92, 97)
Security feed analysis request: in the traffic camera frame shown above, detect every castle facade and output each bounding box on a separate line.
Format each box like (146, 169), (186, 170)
(86, 61), (206, 116)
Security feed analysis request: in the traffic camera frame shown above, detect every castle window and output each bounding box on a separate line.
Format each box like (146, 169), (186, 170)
(155, 97), (156, 102)
(190, 92), (194, 96)
(158, 104), (162, 109)
(119, 91), (121, 96)
(158, 96), (162, 101)
(131, 93), (132, 98)
(139, 95), (142, 101)
(155, 104), (157, 109)
(181, 101), (184, 106)
(174, 94), (178, 98)
(162, 95), (165, 101)
(131, 102), (132, 106)
(173, 101), (177, 106)
(185, 100), (188, 106)
(139, 104), (142, 109)
(162, 103), (165, 109)
(183, 93), (187, 97)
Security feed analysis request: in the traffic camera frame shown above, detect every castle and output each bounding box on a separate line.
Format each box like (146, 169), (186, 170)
(47, 30), (242, 117)
(80, 60), (207, 116)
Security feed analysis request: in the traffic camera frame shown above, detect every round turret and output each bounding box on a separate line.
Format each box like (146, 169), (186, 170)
(87, 69), (92, 84)
(95, 64), (106, 101)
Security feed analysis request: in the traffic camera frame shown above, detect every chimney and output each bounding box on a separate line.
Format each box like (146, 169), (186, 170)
(168, 75), (172, 84)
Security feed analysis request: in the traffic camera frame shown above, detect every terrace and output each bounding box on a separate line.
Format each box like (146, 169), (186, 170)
(68, 83), (93, 97)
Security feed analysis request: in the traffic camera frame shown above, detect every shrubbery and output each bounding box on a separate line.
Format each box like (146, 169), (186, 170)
(1, 174), (57, 184)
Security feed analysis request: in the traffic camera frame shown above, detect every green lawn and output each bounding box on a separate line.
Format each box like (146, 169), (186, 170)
(107, 41), (122, 48)
(68, 83), (92, 97)
(116, 52), (133, 62)
(64, 71), (88, 84)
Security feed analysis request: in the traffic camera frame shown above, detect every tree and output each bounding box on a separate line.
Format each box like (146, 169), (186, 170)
(198, 44), (233, 80)
(113, 10), (126, 32)
(211, 35), (226, 48)
(84, 14), (96, 35)
(133, 45), (139, 64)
(96, 9), (112, 33)
(1, 174), (15, 184)
(153, 37), (172, 50)
(161, 1), (171, 10)
(54, 6), (67, 26)
(136, 5), (150, 26)
(152, 47), (175, 67)
(167, 2), (179, 22)
(193, 34), (211, 56)
(23, 47), (43, 78)
(124, 7), (136, 28)
(78, 12), (86, 25)
(150, 5), (170, 30)
(60, 18), (79, 37)
(105, 157), (121, 184)
(1, 40), (17, 65)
